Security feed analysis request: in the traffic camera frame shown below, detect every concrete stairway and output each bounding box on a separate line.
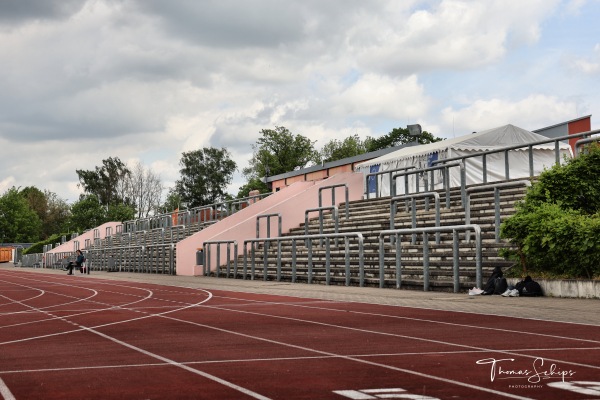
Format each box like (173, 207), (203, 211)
(215, 181), (529, 292)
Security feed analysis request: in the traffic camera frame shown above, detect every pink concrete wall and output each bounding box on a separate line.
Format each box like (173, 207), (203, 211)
(45, 221), (122, 257)
(176, 172), (365, 276)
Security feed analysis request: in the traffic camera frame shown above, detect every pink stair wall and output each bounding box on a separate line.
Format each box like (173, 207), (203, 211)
(44, 221), (122, 256)
(176, 172), (365, 276)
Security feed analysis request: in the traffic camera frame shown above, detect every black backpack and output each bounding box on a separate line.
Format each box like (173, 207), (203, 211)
(482, 266), (503, 295)
(493, 277), (508, 295)
(516, 276), (543, 297)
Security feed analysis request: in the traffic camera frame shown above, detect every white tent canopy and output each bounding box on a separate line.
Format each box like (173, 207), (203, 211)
(355, 124), (572, 197)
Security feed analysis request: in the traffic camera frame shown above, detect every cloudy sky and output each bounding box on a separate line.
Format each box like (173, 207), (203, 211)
(1, 0), (598, 203)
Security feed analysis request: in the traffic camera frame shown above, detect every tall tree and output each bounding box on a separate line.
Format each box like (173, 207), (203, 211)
(236, 177), (269, 198)
(161, 189), (183, 213)
(44, 190), (71, 238)
(0, 187), (42, 242)
(19, 186), (70, 239)
(76, 157), (131, 207)
(365, 127), (442, 152)
(175, 147), (237, 208)
(68, 195), (106, 233)
(243, 126), (318, 180)
(125, 162), (164, 218)
(319, 134), (367, 163)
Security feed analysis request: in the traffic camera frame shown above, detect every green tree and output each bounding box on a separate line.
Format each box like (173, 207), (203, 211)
(45, 191), (71, 238)
(106, 203), (136, 223)
(0, 187), (43, 242)
(501, 144), (600, 278)
(243, 126), (318, 180)
(76, 157), (131, 208)
(68, 195), (106, 233)
(161, 189), (183, 213)
(319, 134), (367, 163)
(236, 177), (269, 198)
(175, 147), (237, 208)
(365, 127), (442, 152)
(20, 186), (70, 239)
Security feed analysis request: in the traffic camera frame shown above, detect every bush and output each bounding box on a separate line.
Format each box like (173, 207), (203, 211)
(23, 234), (63, 255)
(500, 144), (600, 279)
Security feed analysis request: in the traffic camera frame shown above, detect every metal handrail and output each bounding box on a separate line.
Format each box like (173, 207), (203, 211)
(319, 184), (350, 220)
(203, 240), (238, 278)
(365, 166), (416, 199)
(575, 136), (600, 156)
(122, 192), (271, 233)
(432, 129), (600, 181)
(304, 206), (339, 246)
(391, 192), (441, 245)
(85, 243), (175, 274)
(392, 162), (466, 207)
(243, 232), (365, 286)
(256, 213), (282, 239)
(379, 224), (482, 292)
(465, 180), (531, 243)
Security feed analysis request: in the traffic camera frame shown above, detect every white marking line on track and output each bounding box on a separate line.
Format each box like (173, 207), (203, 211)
(1, 272), (591, 399)
(0, 280), (272, 400)
(3, 345), (600, 375)
(0, 275), (181, 337)
(158, 314), (534, 400)
(203, 300), (600, 372)
(0, 377), (15, 400)
(215, 295), (600, 345)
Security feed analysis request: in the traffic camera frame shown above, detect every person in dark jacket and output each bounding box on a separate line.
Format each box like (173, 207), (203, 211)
(75, 250), (85, 274)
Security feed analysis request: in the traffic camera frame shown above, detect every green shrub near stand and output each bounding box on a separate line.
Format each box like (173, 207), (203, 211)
(501, 144), (600, 279)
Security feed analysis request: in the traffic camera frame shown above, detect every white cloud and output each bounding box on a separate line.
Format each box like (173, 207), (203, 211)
(0, 0), (598, 204)
(334, 74), (431, 120)
(441, 94), (578, 135)
(571, 43), (600, 74)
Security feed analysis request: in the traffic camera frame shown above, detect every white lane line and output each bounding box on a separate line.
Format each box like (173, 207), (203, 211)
(1, 281), (271, 400)
(159, 313), (534, 400)
(214, 294), (600, 345)
(0, 377), (15, 400)
(85, 323), (271, 400)
(3, 345), (600, 375)
(201, 302), (600, 372)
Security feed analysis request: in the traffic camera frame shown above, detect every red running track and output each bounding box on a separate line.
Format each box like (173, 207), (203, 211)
(0, 270), (599, 399)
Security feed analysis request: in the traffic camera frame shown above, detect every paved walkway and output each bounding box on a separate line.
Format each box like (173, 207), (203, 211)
(3, 265), (599, 326)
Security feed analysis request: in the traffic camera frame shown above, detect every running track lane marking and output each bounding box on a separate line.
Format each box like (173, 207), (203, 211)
(3, 274), (588, 399)
(0, 285), (272, 400)
(158, 313), (535, 399)
(215, 295), (600, 345)
(200, 301), (600, 372)
(4, 277), (592, 398)
(0, 378), (15, 400)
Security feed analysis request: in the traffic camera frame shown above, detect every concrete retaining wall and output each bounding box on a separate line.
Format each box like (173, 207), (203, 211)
(508, 278), (600, 299)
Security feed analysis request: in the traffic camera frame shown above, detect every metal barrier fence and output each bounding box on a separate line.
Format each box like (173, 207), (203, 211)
(364, 129), (600, 200)
(304, 206), (339, 246)
(433, 129), (600, 182)
(122, 192), (271, 233)
(575, 136), (600, 156)
(392, 162), (466, 208)
(391, 192), (441, 245)
(85, 244), (175, 274)
(365, 166), (415, 200)
(379, 224), (483, 292)
(243, 232), (365, 286)
(20, 253), (43, 268)
(465, 180), (531, 243)
(203, 240), (238, 277)
(319, 183), (350, 220)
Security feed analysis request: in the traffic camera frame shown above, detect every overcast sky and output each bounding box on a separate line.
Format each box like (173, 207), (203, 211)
(1, 0), (599, 204)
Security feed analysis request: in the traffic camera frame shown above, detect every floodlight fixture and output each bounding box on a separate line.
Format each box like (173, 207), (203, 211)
(407, 124), (422, 137)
